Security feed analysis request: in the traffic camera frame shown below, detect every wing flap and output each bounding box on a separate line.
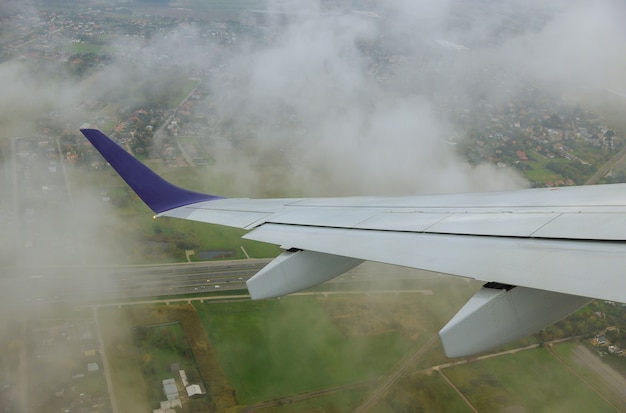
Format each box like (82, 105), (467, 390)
(532, 212), (626, 239)
(158, 201), (276, 229)
(368, 211), (559, 237)
(164, 202), (626, 240)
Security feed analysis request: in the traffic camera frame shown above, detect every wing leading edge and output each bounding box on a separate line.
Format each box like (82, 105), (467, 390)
(82, 129), (626, 357)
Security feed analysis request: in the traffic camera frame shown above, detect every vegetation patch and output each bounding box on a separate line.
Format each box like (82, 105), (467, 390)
(99, 304), (236, 412)
(134, 322), (209, 410)
(552, 342), (626, 409)
(444, 347), (616, 412)
(256, 387), (370, 413)
(317, 294), (437, 341)
(383, 372), (473, 413)
(194, 296), (412, 404)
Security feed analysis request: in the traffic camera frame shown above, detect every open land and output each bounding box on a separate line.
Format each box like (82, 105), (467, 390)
(94, 270), (626, 412)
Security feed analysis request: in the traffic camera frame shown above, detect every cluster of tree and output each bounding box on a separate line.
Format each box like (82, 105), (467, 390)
(133, 323), (216, 412)
(537, 300), (626, 347)
(134, 325), (190, 356)
(150, 223), (200, 251)
(66, 53), (111, 78)
(545, 160), (595, 184)
(539, 308), (606, 342)
(541, 114), (565, 129)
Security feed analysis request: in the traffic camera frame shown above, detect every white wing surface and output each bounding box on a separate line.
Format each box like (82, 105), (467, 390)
(81, 129), (624, 357)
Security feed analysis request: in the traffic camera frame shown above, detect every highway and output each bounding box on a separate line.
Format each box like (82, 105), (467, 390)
(1, 259), (270, 306)
(1, 260), (437, 306)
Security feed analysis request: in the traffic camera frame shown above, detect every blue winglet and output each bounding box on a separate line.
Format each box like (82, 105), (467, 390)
(80, 129), (223, 213)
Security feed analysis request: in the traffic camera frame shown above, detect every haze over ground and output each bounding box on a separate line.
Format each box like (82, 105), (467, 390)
(0, 0), (624, 323)
(3, 0), (623, 267)
(4, 0), (626, 195)
(0, 0), (626, 410)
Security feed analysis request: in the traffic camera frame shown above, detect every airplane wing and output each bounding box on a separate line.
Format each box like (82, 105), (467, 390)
(81, 128), (626, 357)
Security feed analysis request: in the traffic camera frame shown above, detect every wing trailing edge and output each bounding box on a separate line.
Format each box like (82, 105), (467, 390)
(80, 129), (222, 213)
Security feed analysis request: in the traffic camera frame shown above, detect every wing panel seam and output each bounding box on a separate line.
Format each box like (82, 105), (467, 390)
(258, 222), (626, 243)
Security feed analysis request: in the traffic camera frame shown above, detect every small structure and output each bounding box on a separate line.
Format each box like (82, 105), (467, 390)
(179, 370), (189, 387)
(160, 399), (182, 409)
(186, 384), (204, 397)
(154, 391), (181, 413)
(162, 378), (179, 401)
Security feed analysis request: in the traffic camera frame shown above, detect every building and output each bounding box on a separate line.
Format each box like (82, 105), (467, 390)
(186, 384), (204, 397)
(162, 378), (179, 401)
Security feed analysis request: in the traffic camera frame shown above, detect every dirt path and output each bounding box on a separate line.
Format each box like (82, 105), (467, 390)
(437, 368), (478, 413)
(353, 335), (439, 413)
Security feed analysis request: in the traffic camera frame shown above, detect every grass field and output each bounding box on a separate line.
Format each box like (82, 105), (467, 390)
(524, 167), (562, 184)
(444, 347), (616, 412)
(191, 275), (481, 407)
(380, 372), (474, 413)
(552, 342), (626, 410)
(97, 283), (626, 412)
(524, 151), (562, 184)
(256, 387), (371, 413)
(194, 296), (413, 404)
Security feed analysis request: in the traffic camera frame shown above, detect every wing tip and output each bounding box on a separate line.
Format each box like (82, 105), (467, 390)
(80, 128), (223, 213)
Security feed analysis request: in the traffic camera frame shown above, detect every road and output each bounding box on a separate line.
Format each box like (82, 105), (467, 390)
(93, 306), (119, 413)
(2, 260), (438, 306)
(585, 139), (626, 184)
(0, 259), (270, 306)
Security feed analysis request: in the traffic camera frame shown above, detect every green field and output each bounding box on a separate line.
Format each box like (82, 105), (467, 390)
(444, 347), (616, 412)
(380, 372), (474, 413)
(97, 286), (626, 412)
(552, 343), (626, 410)
(524, 151), (563, 184)
(194, 296), (413, 404)
(524, 167), (562, 184)
(256, 387), (370, 413)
